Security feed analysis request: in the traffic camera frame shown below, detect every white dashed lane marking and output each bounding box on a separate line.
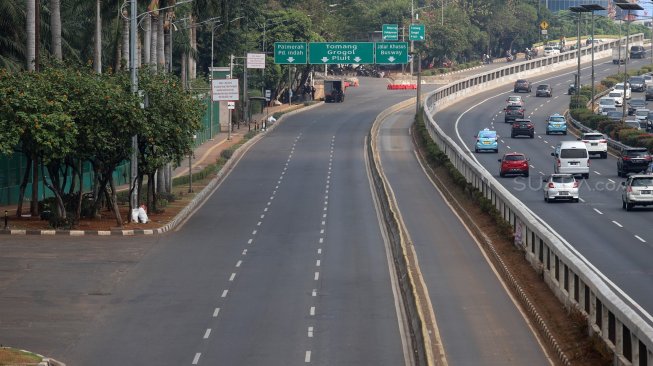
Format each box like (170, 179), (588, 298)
(213, 308), (220, 317)
(192, 353), (201, 365)
(613, 221), (623, 227)
(221, 290), (229, 298)
(594, 208), (603, 215)
(229, 273), (236, 281)
(314, 272), (320, 281)
(635, 235), (646, 243)
(203, 328), (212, 339)
(305, 351), (312, 363)
(310, 306), (315, 316)
(308, 327), (314, 337)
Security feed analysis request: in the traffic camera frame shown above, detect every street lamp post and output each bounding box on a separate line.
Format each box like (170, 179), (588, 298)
(569, 7), (589, 101)
(580, 4), (606, 113)
(615, 1), (644, 122)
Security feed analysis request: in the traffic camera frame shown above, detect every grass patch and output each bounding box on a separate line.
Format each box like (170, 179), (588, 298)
(0, 347), (42, 365)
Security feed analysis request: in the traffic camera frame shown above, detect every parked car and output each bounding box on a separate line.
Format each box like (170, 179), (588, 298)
(535, 84), (552, 97)
(475, 128), (499, 153)
(646, 85), (653, 101)
(607, 90), (624, 107)
(578, 132), (608, 159)
(627, 98), (646, 115)
(513, 79), (532, 93)
(498, 152), (530, 177)
(617, 147), (652, 177)
(506, 95), (524, 106)
(598, 97), (616, 114)
(621, 174), (653, 211)
(615, 82), (632, 100)
(504, 105), (525, 123)
(629, 76), (646, 92)
(511, 119), (535, 138)
(543, 174), (580, 202)
(630, 45), (647, 59)
(545, 114), (567, 135)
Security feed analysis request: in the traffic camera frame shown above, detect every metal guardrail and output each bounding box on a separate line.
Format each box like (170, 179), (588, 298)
(423, 34), (653, 366)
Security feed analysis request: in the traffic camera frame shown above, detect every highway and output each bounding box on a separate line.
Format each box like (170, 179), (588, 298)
(378, 107), (551, 365)
(434, 53), (653, 324)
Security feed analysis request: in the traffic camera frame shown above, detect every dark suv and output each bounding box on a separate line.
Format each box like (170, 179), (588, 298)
(504, 105), (525, 123)
(630, 45), (646, 59)
(513, 79), (531, 93)
(511, 119), (535, 138)
(617, 147), (652, 177)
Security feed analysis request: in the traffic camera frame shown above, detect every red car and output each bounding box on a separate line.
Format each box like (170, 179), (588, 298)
(498, 152), (530, 177)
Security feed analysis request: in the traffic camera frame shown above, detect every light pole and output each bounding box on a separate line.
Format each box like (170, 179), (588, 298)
(569, 7), (589, 101)
(580, 4), (606, 113)
(615, 1), (644, 122)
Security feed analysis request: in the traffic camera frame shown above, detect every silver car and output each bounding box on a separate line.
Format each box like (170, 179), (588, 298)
(543, 174), (580, 202)
(622, 174), (653, 210)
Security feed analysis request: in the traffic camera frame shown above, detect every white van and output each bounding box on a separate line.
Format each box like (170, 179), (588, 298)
(552, 141), (590, 179)
(614, 82), (631, 100)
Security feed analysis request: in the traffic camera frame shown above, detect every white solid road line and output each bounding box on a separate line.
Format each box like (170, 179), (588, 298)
(613, 221), (623, 227)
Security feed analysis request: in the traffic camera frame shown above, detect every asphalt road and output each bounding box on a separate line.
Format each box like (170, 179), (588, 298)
(434, 53), (653, 325)
(378, 108), (551, 365)
(0, 78), (426, 365)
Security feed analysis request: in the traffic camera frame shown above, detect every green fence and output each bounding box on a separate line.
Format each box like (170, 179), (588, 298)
(0, 99), (216, 206)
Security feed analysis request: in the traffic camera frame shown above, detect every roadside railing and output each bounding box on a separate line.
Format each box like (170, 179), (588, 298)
(423, 33), (653, 366)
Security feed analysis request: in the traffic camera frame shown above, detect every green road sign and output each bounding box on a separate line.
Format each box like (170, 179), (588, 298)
(409, 24), (425, 41)
(382, 24), (399, 41)
(274, 42), (307, 64)
(309, 42), (375, 64)
(375, 42), (408, 64)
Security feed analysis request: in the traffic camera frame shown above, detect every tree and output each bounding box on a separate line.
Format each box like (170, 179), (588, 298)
(51, 0), (62, 60)
(26, 0), (36, 71)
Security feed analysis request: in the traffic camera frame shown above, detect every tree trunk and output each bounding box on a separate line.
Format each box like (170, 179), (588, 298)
(26, 0), (36, 71)
(156, 167), (166, 194)
(164, 19), (171, 72)
(190, 19), (196, 79)
(35, 0), (40, 71)
(74, 159), (83, 220)
(109, 176), (123, 227)
(51, 0), (62, 60)
(143, 15), (151, 65)
(94, 0), (102, 73)
(158, 15), (165, 70)
(30, 157), (39, 216)
(122, 10), (129, 70)
(15, 155), (32, 218)
(42, 164), (66, 219)
(150, 16), (158, 72)
(181, 52), (187, 88)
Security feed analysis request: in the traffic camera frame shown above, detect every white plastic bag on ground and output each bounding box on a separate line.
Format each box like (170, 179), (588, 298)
(137, 206), (149, 223)
(131, 208), (139, 223)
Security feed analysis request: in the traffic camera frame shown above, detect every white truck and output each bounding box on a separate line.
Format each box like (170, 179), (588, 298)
(612, 46), (629, 64)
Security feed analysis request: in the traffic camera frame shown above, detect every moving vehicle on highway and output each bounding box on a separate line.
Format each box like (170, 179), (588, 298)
(513, 79), (532, 93)
(635, 108), (650, 128)
(543, 46), (560, 57)
(474, 128), (499, 153)
(511, 119), (534, 138)
(498, 152), (530, 177)
(504, 105), (525, 123)
(607, 110), (627, 122)
(597, 97), (616, 114)
(617, 147), (652, 177)
(622, 174), (653, 210)
(568, 83), (578, 95)
(552, 141), (590, 179)
(624, 119), (642, 130)
(612, 45), (629, 64)
(647, 85), (653, 101)
(543, 174), (580, 202)
(607, 90), (624, 107)
(630, 45), (647, 59)
(601, 106), (617, 116)
(535, 84), (552, 97)
(578, 132), (607, 159)
(324, 79), (345, 103)
(545, 114), (567, 135)
(506, 95), (524, 106)
(615, 82), (631, 100)
(629, 76), (646, 92)
(627, 98), (646, 115)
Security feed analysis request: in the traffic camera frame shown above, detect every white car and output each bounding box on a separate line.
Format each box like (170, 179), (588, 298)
(615, 82), (632, 100)
(578, 132), (608, 159)
(624, 119), (642, 130)
(543, 174), (580, 202)
(543, 46), (560, 56)
(608, 90), (624, 107)
(622, 174), (653, 211)
(601, 106), (617, 116)
(506, 95), (524, 106)
(597, 97), (616, 114)
(635, 108), (650, 123)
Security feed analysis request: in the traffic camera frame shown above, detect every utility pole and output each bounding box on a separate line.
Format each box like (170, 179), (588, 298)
(129, 0), (139, 218)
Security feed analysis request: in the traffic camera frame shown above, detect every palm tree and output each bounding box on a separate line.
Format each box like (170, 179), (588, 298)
(51, 0), (62, 60)
(0, 0), (25, 71)
(94, 0), (102, 73)
(26, 0), (36, 70)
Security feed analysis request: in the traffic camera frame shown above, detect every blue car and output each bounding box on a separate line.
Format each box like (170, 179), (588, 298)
(546, 114), (567, 135)
(475, 128), (499, 153)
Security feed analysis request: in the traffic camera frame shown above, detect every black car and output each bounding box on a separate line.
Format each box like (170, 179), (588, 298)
(630, 45), (646, 59)
(535, 84), (552, 97)
(513, 79), (531, 93)
(646, 86), (653, 101)
(617, 147), (653, 177)
(568, 83), (578, 95)
(511, 119), (535, 138)
(628, 98), (647, 115)
(629, 76), (646, 92)
(504, 105), (525, 123)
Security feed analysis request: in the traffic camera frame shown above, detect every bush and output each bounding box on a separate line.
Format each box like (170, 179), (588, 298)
(619, 128), (646, 144)
(220, 148), (234, 160)
(585, 114), (610, 130)
(570, 95), (589, 109)
(598, 121), (619, 135)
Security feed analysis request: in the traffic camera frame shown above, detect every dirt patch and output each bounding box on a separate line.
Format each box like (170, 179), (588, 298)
(412, 128), (610, 366)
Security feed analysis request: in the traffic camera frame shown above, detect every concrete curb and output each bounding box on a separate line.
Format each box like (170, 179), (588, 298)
(0, 102), (322, 236)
